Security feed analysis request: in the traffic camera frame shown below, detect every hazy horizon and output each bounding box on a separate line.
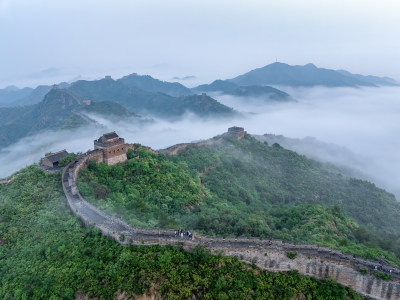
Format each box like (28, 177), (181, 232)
(1, 0), (400, 88)
(1, 85), (399, 200)
(1, 1), (399, 195)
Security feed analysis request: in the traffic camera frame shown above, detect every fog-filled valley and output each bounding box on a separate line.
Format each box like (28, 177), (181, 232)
(3, 1), (400, 298)
(1, 85), (399, 200)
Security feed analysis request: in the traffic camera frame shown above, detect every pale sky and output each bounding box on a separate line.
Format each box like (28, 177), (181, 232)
(1, 0), (400, 88)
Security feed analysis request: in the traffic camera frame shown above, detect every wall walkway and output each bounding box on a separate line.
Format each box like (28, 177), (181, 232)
(62, 154), (400, 300)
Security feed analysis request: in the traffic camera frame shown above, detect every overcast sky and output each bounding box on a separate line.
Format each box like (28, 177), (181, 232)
(1, 0), (400, 88)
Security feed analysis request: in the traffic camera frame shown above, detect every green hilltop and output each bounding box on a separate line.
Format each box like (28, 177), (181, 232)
(0, 166), (362, 299)
(78, 133), (400, 266)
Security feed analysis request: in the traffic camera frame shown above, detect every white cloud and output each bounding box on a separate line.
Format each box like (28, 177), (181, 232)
(1, 86), (399, 200)
(0, 0), (399, 88)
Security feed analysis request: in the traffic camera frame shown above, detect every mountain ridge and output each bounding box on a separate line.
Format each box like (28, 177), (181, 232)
(119, 73), (191, 96)
(67, 77), (236, 119)
(229, 62), (399, 87)
(192, 79), (292, 101)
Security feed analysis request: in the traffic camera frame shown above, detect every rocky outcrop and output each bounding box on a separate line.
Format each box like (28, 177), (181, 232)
(61, 155), (400, 300)
(0, 179), (9, 185)
(0, 173), (18, 185)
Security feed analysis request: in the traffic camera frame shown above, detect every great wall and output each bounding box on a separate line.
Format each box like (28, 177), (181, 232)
(58, 131), (400, 300)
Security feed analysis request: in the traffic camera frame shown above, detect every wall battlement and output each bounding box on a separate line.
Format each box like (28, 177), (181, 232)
(61, 140), (400, 300)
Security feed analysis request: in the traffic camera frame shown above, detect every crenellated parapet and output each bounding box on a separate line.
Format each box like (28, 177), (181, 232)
(61, 146), (400, 300)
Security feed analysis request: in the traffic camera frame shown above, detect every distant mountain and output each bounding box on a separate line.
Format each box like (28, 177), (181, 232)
(0, 76), (236, 149)
(82, 100), (136, 118)
(0, 105), (34, 127)
(118, 73), (191, 96)
(254, 134), (365, 176)
(174, 94), (235, 116)
(335, 70), (399, 86)
(193, 80), (238, 94)
(68, 77), (236, 119)
(193, 80), (291, 101)
(0, 88), (138, 149)
(229, 62), (399, 87)
(0, 82), (69, 107)
(0, 88), (84, 148)
(0, 86), (32, 106)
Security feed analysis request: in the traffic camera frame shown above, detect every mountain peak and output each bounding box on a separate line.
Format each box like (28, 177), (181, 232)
(118, 73), (191, 97)
(4, 85), (20, 91)
(42, 88), (82, 108)
(230, 62), (398, 87)
(304, 63), (317, 68)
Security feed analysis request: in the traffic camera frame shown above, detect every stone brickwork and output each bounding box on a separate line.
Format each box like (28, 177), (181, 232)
(228, 126), (246, 140)
(103, 144), (127, 166)
(61, 144), (400, 300)
(94, 132), (127, 166)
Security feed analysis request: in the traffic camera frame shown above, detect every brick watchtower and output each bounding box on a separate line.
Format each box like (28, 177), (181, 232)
(94, 132), (127, 165)
(228, 126), (246, 140)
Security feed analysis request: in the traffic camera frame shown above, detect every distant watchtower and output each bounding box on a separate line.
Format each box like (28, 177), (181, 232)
(94, 132), (127, 165)
(228, 126), (246, 140)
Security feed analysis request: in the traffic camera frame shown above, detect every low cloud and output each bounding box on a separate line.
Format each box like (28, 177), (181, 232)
(26, 68), (62, 79)
(214, 86), (400, 197)
(171, 75), (197, 81)
(1, 86), (399, 199)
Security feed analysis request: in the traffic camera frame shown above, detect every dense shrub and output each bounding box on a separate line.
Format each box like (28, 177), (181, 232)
(0, 166), (363, 299)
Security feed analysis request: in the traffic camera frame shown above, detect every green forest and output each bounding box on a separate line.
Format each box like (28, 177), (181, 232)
(78, 135), (400, 266)
(0, 166), (363, 299)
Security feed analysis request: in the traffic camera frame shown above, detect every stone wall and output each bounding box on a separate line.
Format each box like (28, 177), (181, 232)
(72, 150), (104, 181)
(159, 138), (222, 156)
(208, 246), (400, 300)
(61, 154), (400, 300)
(103, 143), (127, 166)
(126, 143), (158, 154)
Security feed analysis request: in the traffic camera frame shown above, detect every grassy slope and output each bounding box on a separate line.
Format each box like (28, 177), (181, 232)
(78, 136), (400, 265)
(0, 166), (362, 299)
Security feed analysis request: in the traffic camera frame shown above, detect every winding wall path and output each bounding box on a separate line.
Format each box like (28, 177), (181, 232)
(62, 153), (400, 300)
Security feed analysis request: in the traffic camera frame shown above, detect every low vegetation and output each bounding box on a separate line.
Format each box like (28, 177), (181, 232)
(79, 136), (400, 265)
(374, 272), (392, 281)
(58, 153), (78, 166)
(0, 166), (362, 299)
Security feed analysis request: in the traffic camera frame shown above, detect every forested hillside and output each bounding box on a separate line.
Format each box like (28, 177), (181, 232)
(0, 167), (362, 299)
(78, 135), (400, 266)
(229, 62), (399, 87)
(67, 78), (235, 119)
(0, 89), (85, 149)
(192, 80), (291, 101)
(0, 89), (145, 149)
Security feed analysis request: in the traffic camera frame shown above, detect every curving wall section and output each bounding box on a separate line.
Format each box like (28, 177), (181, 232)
(62, 153), (400, 300)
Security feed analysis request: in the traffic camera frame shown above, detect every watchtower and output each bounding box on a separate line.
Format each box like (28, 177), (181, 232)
(228, 126), (246, 140)
(94, 132), (127, 165)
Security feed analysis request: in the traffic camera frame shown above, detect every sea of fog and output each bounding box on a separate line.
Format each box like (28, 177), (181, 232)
(1, 86), (399, 199)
